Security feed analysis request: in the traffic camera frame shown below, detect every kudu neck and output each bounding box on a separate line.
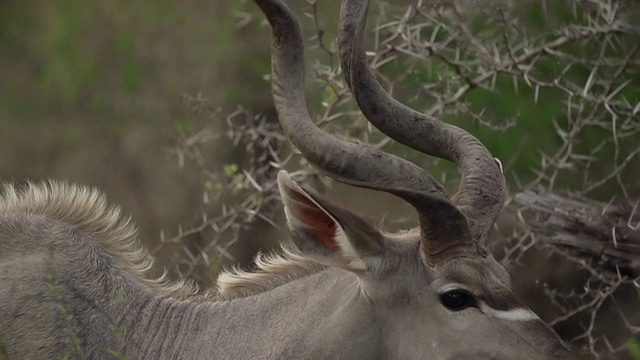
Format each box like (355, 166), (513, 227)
(185, 269), (378, 360)
(114, 291), (201, 358)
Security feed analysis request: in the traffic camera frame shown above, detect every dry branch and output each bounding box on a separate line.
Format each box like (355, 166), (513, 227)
(516, 189), (640, 277)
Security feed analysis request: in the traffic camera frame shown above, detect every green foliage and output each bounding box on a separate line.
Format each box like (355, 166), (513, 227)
(35, 0), (100, 104)
(223, 163), (245, 192)
(116, 33), (144, 95)
(223, 163), (238, 178)
(630, 340), (640, 360)
(177, 114), (197, 134)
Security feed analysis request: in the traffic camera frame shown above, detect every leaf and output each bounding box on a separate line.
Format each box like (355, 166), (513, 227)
(223, 163), (238, 178)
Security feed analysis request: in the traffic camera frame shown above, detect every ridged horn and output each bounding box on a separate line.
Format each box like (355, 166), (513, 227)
(255, 0), (487, 264)
(338, 0), (505, 263)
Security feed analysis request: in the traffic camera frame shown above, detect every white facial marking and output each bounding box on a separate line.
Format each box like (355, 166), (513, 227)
(439, 283), (541, 322)
(483, 306), (540, 321)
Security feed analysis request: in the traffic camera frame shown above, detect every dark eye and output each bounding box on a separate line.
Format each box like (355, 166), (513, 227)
(440, 289), (477, 311)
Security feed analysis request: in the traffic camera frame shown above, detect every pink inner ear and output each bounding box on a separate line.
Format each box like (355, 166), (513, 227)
(286, 188), (339, 250)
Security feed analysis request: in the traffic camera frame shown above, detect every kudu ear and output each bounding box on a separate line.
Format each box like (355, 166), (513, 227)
(277, 171), (384, 272)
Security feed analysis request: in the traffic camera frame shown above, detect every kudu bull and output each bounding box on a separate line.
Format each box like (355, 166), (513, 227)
(0, 0), (572, 358)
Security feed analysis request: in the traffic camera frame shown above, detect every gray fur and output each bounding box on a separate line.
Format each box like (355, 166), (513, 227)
(0, 179), (571, 359)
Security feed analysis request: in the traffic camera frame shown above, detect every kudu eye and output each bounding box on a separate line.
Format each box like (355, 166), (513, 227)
(440, 289), (477, 311)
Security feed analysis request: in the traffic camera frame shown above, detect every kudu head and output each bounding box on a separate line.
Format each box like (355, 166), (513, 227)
(254, 0), (572, 358)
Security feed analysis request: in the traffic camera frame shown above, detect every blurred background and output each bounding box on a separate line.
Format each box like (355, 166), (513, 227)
(1, 0), (639, 358)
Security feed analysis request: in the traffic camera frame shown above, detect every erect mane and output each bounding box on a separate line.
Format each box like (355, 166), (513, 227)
(0, 181), (197, 298)
(214, 245), (326, 300)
